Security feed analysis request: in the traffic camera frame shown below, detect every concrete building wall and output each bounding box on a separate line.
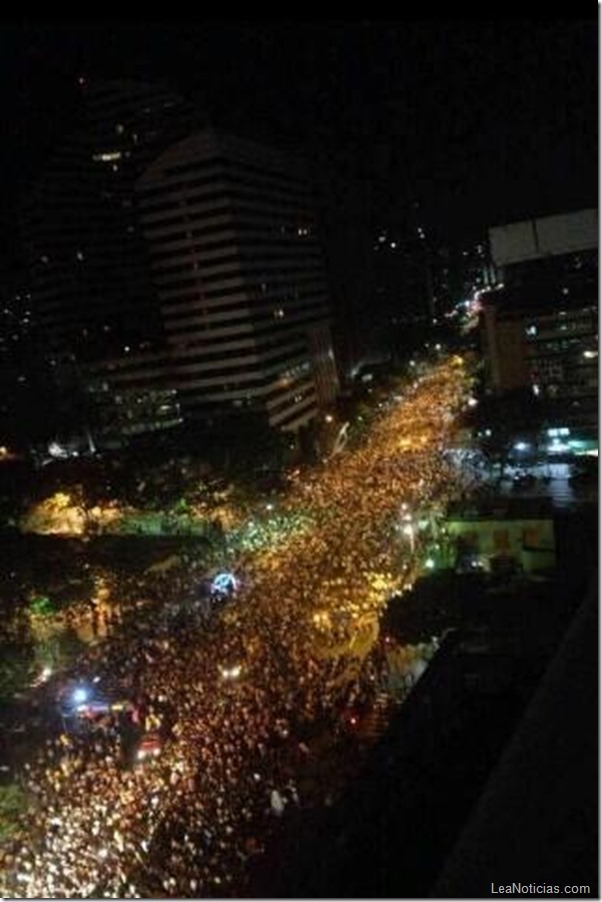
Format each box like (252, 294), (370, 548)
(481, 304), (530, 391)
(136, 129), (339, 433)
(446, 517), (556, 572)
(489, 209), (598, 268)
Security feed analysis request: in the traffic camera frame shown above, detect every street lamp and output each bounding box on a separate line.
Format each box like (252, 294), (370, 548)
(72, 686), (88, 705)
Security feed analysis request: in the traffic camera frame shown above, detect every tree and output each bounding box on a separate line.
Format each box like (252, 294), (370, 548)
(467, 388), (543, 481)
(0, 783), (28, 841)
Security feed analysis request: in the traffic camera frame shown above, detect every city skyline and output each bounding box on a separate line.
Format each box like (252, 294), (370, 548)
(0, 18), (597, 897)
(0, 16), (597, 266)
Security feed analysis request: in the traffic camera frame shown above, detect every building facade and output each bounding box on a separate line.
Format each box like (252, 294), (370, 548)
(17, 85), (338, 447)
(489, 208), (598, 282)
(480, 279), (597, 429)
(17, 80), (205, 446)
(446, 511), (556, 574)
(481, 208), (598, 432)
(134, 129), (338, 433)
(19, 80), (204, 362)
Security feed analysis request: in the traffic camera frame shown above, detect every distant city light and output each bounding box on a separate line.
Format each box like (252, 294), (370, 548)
(514, 441), (529, 452)
(548, 441), (570, 453)
(92, 151), (123, 163)
(48, 441), (70, 459)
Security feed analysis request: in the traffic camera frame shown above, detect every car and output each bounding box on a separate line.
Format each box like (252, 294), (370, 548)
(512, 472), (536, 489)
(75, 699), (112, 720)
(109, 699), (133, 714)
(455, 553), (486, 575)
(136, 732), (163, 762)
(219, 661), (244, 681)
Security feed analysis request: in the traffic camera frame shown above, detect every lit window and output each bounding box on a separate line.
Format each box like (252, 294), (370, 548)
(92, 151), (123, 163)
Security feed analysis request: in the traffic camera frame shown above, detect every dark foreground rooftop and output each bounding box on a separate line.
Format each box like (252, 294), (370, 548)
(248, 571), (597, 898)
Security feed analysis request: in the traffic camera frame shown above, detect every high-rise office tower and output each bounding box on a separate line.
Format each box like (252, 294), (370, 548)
(19, 85), (338, 447)
(132, 128), (339, 433)
(20, 80), (204, 359)
(17, 80), (205, 443)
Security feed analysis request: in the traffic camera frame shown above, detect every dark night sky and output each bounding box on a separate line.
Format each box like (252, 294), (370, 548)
(0, 17), (597, 257)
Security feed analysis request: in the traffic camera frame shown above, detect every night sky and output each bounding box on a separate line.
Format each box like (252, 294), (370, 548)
(0, 17), (597, 259)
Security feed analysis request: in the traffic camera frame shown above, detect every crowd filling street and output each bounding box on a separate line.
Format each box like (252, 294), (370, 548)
(0, 357), (472, 898)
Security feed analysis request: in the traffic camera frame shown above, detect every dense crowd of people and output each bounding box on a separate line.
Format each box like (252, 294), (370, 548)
(0, 358), (471, 898)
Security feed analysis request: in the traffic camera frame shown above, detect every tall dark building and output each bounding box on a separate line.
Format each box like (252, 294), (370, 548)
(20, 80), (205, 361)
(100, 128), (339, 435)
(480, 209), (598, 432)
(15, 80), (207, 445)
(17, 85), (338, 447)
(0, 266), (53, 445)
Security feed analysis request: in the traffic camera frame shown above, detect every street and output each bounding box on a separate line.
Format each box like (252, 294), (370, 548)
(0, 358), (472, 898)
